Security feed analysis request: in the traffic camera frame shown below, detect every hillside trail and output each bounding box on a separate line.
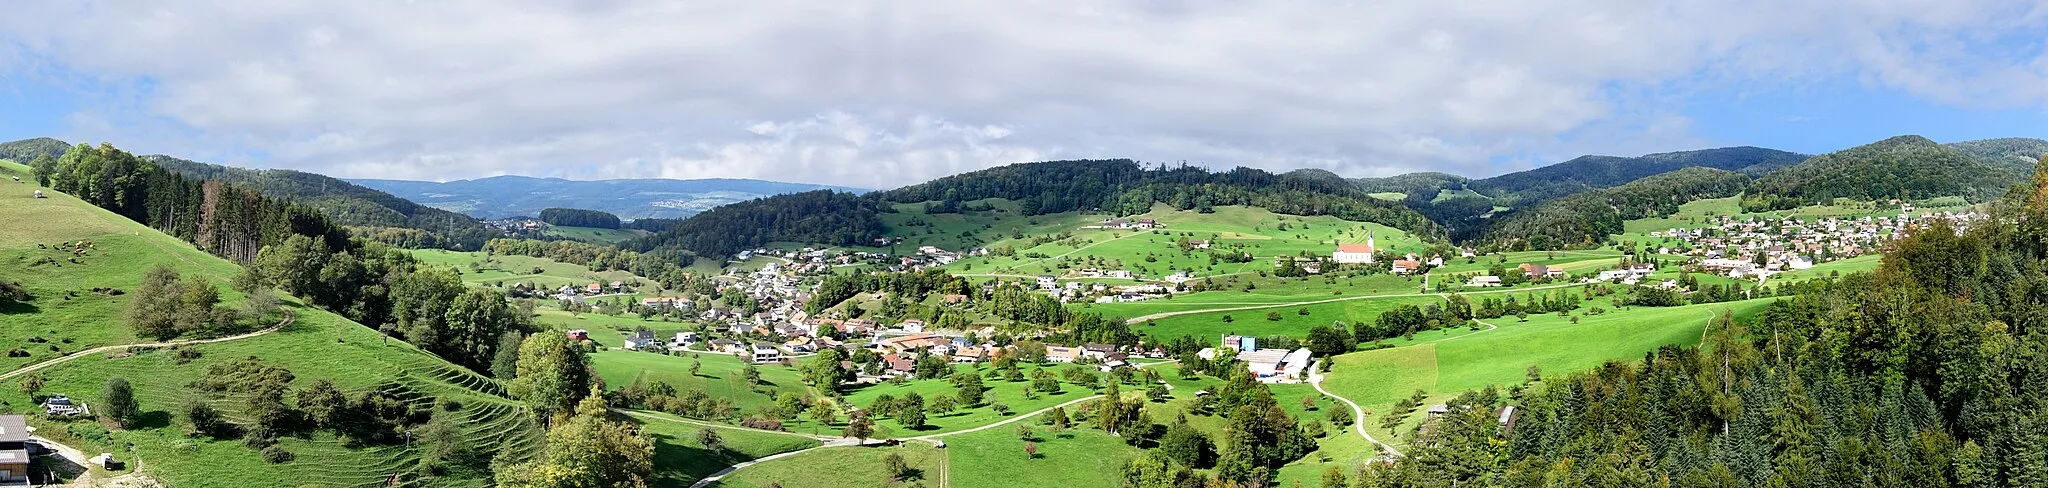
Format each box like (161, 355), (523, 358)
(0, 309), (294, 383)
(0, 309), (293, 487)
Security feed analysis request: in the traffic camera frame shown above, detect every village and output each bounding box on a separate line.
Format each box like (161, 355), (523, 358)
(1642, 207), (1984, 280)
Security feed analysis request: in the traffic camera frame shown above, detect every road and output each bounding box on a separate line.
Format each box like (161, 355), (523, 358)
(1306, 315), (1502, 460)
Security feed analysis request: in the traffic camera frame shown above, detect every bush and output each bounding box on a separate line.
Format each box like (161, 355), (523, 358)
(66, 423), (112, 444)
(739, 418), (783, 431)
(261, 446), (294, 464)
(172, 348), (202, 364)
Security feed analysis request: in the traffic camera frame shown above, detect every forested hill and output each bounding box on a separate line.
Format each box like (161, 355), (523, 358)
(1479, 166), (1752, 249)
(1742, 135), (2022, 212)
(144, 155), (500, 250)
(0, 137), (70, 162)
(1466, 146), (1807, 205)
(637, 159), (1442, 258)
(1947, 137), (2048, 171)
(877, 159), (1439, 233)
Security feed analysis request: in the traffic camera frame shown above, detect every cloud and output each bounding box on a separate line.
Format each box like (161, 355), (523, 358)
(0, 1), (2043, 189)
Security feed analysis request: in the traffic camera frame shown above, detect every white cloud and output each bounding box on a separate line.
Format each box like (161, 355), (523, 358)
(0, 1), (2043, 189)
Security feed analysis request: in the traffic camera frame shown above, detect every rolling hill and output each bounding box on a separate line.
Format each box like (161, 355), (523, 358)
(0, 159), (537, 487)
(350, 175), (866, 220)
(1947, 137), (2048, 171)
(142, 154), (503, 250)
(1742, 135), (2021, 211)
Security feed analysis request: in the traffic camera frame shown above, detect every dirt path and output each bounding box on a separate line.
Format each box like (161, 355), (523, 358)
(0, 309), (294, 383)
(1308, 360), (1403, 459)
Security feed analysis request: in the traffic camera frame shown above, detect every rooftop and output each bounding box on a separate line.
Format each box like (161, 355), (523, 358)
(0, 415), (28, 443)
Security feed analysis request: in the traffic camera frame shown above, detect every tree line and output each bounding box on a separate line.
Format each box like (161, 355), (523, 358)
(538, 207), (621, 229)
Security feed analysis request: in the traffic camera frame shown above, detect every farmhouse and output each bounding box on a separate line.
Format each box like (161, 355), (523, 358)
(1046, 346), (1081, 363)
(1239, 348), (1314, 383)
(0, 415), (28, 484)
(1468, 275), (1503, 287)
(1332, 236), (1377, 264)
(1390, 259), (1422, 275)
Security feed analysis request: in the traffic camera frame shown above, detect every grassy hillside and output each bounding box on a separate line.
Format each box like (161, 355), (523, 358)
(546, 226), (647, 245)
(1320, 297), (1777, 451)
(0, 160), (538, 487)
(940, 204), (1432, 281)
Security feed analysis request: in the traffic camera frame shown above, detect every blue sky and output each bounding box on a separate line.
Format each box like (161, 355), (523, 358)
(1, 2), (2044, 188)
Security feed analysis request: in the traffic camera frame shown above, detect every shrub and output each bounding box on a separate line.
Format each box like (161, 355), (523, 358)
(261, 446), (294, 464)
(172, 348), (202, 364)
(66, 423), (112, 444)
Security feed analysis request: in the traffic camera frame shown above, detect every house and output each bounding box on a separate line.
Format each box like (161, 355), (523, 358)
(887, 355), (916, 375)
(707, 339), (737, 352)
(1427, 404), (1449, 419)
(674, 331), (700, 344)
(1390, 259), (1422, 275)
(586, 282), (603, 294)
(566, 329), (589, 342)
(1238, 348), (1314, 383)
(0, 415), (28, 483)
(1046, 346), (1081, 363)
(952, 346), (986, 363)
(1189, 240), (1211, 249)
(750, 344), (783, 363)
(1517, 263), (1549, 278)
(622, 329), (662, 351)
(1036, 276), (1058, 290)
(1081, 344), (1117, 360)
(1467, 275), (1503, 287)
(1136, 218), (1159, 229)
(41, 395), (85, 417)
(1332, 236), (1377, 264)
(941, 294), (969, 305)
(899, 319), (926, 333)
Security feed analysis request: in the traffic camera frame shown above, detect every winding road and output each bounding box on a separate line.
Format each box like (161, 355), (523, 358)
(0, 308), (294, 383)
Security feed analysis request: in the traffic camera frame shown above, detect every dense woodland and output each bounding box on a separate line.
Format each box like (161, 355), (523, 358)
(631, 189), (888, 258)
(1356, 158), (2048, 487)
(1481, 167), (1753, 249)
(537, 207), (621, 229)
(46, 143), (352, 263)
(1742, 136), (2019, 212)
(146, 155), (501, 250)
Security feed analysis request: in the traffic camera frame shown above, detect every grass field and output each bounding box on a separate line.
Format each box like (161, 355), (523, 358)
(1321, 297), (1778, 450)
(591, 348), (805, 417)
(712, 443), (940, 488)
(634, 415), (821, 487)
(410, 249), (650, 292)
(944, 412), (1139, 488)
(839, 362), (1104, 437)
(545, 226), (647, 245)
(1128, 295), (1446, 343)
(938, 204), (1432, 281)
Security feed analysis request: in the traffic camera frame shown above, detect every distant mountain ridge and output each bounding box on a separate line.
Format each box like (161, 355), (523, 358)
(349, 175), (866, 220)
(143, 154), (502, 250)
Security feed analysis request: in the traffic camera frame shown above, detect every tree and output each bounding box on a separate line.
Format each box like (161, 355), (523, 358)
(1159, 421), (1213, 468)
(953, 371), (987, 407)
(490, 331), (524, 379)
(928, 395), (956, 416)
(809, 400), (839, 426)
(507, 333), (591, 423)
(416, 411), (469, 474)
(18, 374), (43, 400)
(742, 364), (762, 388)
(883, 452), (909, 482)
(496, 388), (655, 488)
(102, 377), (140, 428)
(1303, 324), (1354, 357)
(689, 360), (703, 376)
(799, 349), (851, 388)
(897, 396), (928, 430)
(843, 412), (876, 441)
(296, 380), (348, 428)
(1024, 441), (1038, 460)
(696, 428), (724, 454)
(127, 265), (185, 340)
(184, 400), (226, 438)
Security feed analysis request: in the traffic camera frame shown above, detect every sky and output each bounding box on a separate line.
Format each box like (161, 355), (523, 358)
(2, 1), (2045, 190)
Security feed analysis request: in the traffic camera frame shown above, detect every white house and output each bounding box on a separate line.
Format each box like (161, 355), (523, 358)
(750, 344), (783, 363)
(1331, 236), (1377, 264)
(1468, 275), (1503, 287)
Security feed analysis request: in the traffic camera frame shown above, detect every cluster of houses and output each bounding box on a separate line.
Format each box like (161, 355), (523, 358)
(1095, 218), (1162, 230)
(1645, 209), (1983, 281)
(545, 280), (633, 305)
(1029, 274), (1175, 304)
(1196, 335), (1315, 384)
